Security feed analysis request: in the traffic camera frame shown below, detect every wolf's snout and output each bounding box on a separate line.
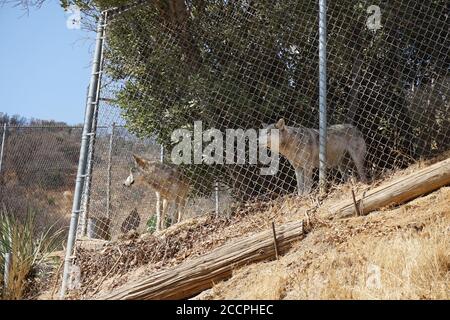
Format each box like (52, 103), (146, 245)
(123, 172), (135, 187)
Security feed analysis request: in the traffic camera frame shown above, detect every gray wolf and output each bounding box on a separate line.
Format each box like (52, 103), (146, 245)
(261, 119), (367, 195)
(123, 154), (190, 231)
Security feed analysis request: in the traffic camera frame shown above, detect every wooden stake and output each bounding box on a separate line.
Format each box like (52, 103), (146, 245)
(271, 222), (279, 260)
(351, 189), (362, 216)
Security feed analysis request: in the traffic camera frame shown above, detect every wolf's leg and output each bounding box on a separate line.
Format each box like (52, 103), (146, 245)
(338, 164), (348, 182)
(155, 192), (162, 232)
(295, 168), (304, 195)
(358, 152), (368, 183)
(303, 167), (313, 194)
(173, 202), (178, 225)
(357, 161), (368, 183)
(160, 198), (168, 230)
(177, 198), (186, 223)
(348, 147), (368, 183)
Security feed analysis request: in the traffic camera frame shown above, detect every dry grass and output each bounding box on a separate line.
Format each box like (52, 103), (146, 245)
(293, 222), (449, 300)
(201, 187), (450, 300)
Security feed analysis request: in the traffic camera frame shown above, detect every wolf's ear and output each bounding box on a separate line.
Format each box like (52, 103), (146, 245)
(133, 154), (147, 169)
(275, 118), (286, 130)
(261, 122), (268, 128)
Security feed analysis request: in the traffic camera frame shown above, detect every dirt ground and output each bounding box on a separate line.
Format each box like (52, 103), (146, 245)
(49, 155), (449, 300)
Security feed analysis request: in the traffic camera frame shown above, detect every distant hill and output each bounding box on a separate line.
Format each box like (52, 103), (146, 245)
(0, 112), (82, 232)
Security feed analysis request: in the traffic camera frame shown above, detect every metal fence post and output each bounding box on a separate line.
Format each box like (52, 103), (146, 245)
(106, 123), (116, 220)
(3, 252), (12, 292)
(214, 181), (219, 216)
(81, 21), (107, 236)
(60, 12), (106, 299)
(155, 145), (164, 226)
(79, 85), (95, 238)
(1, 124), (10, 291)
(318, 0), (328, 195)
(0, 123), (7, 174)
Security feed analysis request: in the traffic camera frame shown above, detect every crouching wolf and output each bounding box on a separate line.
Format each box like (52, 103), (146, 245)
(261, 119), (367, 195)
(123, 154), (190, 231)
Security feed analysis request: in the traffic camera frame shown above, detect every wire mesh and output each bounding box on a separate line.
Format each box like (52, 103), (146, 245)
(77, 0), (449, 243)
(0, 125), (82, 232)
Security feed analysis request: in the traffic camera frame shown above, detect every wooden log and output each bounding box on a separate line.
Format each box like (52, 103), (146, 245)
(330, 157), (450, 219)
(99, 220), (305, 300)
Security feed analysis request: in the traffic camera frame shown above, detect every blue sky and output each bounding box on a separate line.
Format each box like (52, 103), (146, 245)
(0, 1), (94, 125)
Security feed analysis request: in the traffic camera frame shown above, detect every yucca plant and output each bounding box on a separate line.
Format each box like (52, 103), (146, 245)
(0, 207), (64, 300)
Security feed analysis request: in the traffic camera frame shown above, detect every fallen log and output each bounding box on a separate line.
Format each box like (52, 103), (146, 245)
(330, 157), (450, 219)
(99, 220), (305, 300)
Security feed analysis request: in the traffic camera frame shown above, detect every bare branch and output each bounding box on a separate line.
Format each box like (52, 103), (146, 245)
(1, 0), (47, 12)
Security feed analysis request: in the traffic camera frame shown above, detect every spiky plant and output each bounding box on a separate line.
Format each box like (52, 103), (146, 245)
(0, 207), (64, 299)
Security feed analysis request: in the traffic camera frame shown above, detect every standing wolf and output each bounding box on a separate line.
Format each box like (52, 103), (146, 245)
(261, 119), (367, 195)
(123, 154), (190, 231)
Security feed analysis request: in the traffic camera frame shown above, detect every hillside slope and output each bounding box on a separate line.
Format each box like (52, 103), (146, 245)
(64, 156), (450, 300)
(196, 187), (450, 300)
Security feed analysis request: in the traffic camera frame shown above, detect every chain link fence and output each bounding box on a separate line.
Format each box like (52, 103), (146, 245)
(60, 0), (449, 296)
(77, 0), (449, 239)
(0, 124), (82, 232)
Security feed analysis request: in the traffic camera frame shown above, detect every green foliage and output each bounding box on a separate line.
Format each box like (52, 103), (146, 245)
(146, 214), (157, 233)
(146, 214), (177, 233)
